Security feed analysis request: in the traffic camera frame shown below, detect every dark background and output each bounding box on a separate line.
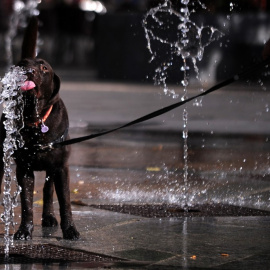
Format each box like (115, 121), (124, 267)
(0, 0), (270, 83)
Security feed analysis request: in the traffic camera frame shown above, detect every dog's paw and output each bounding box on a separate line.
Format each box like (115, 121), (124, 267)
(42, 214), (58, 227)
(62, 225), (80, 240)
(14, 225), (33, 241)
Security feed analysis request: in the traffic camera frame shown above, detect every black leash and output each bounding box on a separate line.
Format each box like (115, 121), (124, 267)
(47, 57), (270, 149)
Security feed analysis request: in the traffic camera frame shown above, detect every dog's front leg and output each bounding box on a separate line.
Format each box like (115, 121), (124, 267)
(14, 167), (35, 240)
(49, 165), (80, 240)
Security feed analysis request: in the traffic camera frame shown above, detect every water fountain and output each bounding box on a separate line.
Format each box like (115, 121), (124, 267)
(143, 0), (224, 208)
(91, 1), (270, 213)
(0, 66), (26, 255)
(1, 0), (40, 256)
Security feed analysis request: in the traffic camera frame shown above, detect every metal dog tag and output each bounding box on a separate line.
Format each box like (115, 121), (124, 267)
(41, 123), (49, 133)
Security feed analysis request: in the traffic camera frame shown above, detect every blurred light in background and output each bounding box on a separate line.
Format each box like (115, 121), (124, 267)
(79, 0), (107, 13)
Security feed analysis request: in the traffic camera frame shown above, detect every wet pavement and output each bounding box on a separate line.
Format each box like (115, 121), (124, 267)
(0, 76), (270, 269)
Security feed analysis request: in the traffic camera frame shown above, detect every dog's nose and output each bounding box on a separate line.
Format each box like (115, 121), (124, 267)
(25, 68), (36, 80)
(27, 68), (35, 74)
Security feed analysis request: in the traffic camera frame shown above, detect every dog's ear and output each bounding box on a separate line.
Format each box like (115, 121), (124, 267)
(48, 73), (61, 105)
(21, 17), (38, 59)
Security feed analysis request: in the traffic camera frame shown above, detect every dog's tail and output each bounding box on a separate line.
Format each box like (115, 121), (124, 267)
(21, 16), (38, 59)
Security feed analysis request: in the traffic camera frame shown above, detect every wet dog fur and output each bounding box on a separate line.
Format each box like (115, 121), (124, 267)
(0, 17), (80, 240)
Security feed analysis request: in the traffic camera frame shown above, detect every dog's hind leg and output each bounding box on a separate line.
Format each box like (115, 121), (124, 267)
(42, 174), (58, 227)
(14, 167), (35, 240)
(49, 165), (80, 240)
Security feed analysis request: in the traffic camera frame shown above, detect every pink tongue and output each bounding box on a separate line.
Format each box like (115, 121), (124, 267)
(21, 80), (36, 91)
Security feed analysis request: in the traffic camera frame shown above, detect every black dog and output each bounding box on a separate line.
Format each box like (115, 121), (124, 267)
(0, 17), (80, 240)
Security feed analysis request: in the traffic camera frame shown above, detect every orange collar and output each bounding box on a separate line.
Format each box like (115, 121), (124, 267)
(34, 105), (53, 127)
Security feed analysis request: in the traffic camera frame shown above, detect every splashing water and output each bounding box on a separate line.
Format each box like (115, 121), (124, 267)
(1, 0), (40, 256)
(0, 66), (26, 256)
(143, 0), (223, 97)
(5, 0), (40, 67)
(143, 0), (223, 207)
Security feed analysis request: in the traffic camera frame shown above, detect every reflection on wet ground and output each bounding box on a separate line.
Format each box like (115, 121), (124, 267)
(66, 128), (270, 210)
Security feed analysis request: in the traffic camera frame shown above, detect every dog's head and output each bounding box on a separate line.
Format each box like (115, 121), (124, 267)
(17, 17), (60, 124)
(17, 58), (60, 123)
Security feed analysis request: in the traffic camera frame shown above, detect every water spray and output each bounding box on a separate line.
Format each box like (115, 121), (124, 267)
(143, 0), (224, 208)
(0, 66), (27, 256)
(2, 0), (41, 256)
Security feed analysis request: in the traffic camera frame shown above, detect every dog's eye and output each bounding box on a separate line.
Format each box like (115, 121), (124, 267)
(41, 65), (48, 72)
